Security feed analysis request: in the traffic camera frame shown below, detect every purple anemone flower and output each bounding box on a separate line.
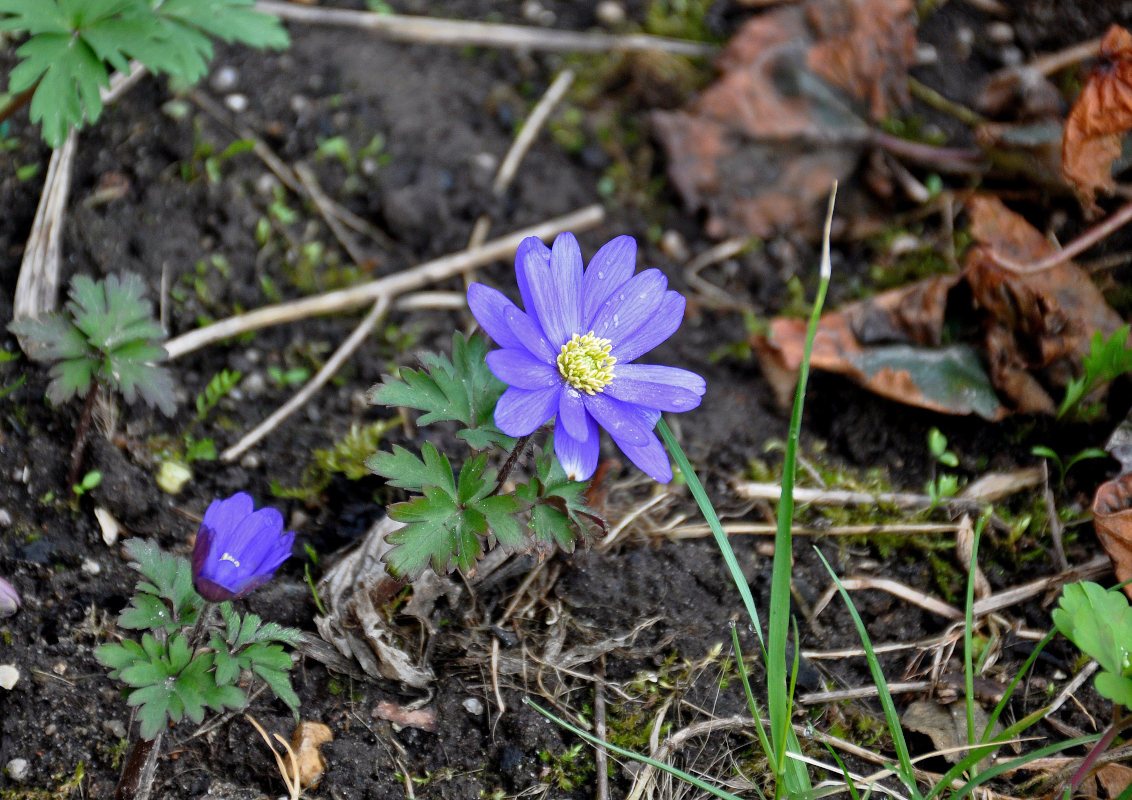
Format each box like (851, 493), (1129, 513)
(192, 492), (294, 602)
(0, 577), (19, 618)
(468, 233), (705, 483)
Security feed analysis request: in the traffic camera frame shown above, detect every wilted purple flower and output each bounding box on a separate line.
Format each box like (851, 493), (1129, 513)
(192, 492), (294, 602)
(468, 233), (705, 483)
(0, 577), (19, 618)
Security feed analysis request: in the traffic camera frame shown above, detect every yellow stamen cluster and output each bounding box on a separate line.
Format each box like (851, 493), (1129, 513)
(557, 332), (616, 394)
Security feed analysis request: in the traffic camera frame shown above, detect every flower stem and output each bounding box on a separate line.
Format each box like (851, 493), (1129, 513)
(114, 729), (164, 800)
(491, 434), (531, 495)
(1069, 710), (1132, 794)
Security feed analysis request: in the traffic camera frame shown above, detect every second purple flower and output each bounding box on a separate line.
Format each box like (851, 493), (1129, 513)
(192, 492), (294, 602)
(468, 233), (705, 483)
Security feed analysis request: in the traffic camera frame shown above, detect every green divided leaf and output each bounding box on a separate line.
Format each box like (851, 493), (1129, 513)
(1053, 581), (1132, 710)
(368, 333), (508, 449)
(523, 442), (592, 551)
(122, 539), (201, 631)
(9, 273), (176, 414)
(1059, 324), (1132, 419)
(367, 442), (455, 495)
(0, 0), (288, 146)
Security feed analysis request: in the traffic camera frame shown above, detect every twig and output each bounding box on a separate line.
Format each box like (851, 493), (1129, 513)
(681, 237), (756, 312)
(908, 77), (987, 127)
(255, 1), (717, 57)
(294, 161), (373, 267)
(1048, 660), (1099, 716)
(813, 576), (965, 622)
(971, 554), (1109, 617)
(988, 199), (1132, 273)
(494, 69), (575, 196)
(594, 657), (609, 800)
(664, 521), (961, 539)
(164, 205), (604, 359)
(799, 681), (932, 705)
(220, 296), (390, 461)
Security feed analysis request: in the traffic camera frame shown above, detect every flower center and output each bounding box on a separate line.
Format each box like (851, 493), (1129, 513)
(557, 332), (616, 394)
(220, 552), (241, 567)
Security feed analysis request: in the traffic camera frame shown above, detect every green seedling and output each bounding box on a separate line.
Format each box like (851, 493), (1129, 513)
(0, 0), (289, 147)
(72, 469), (101, 498)
(9, 273), (175, 491)
(303, 543), (326, 616)
(267, 365), (310, 387)
(1030, 445), (1109, 487)
(1059, 324), (1132, 421)
(925, 427), (960, 510)
(539, 743), (593, 791)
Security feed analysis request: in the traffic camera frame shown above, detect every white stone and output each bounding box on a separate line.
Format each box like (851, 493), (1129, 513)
(81, 558), (101, 576)
(0, 665), (19, 690)
(211, 66), (239, 92)
(5, 758), (29, 781)
(0, 509), (11, 527)
(596, 1), (626, 26)
(462, 697), (484, 716)
(94, 506), (120, 546)
(224, 94), (249, 114)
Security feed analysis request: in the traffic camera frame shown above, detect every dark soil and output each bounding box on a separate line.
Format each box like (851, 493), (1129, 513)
(0, 1), (1126, 799)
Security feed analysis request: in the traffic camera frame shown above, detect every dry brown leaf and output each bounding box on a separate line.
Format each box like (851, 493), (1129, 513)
(964, 195), (1124, 412)
(1092, 474), (1132, 599)
(1097, 763), (1132, 798)
(374, 700), (438, 732)
(653, 0), (915, 239)
(291, 721), (333, 789)
(1061, 25), (1132, 213)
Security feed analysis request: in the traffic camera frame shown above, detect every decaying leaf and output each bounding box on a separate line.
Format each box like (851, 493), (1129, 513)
(1061, 25), (1132, 213)
(902, 698), (1003, 771)
(291, 721), (333, 789)
(753, 195), (1123, 418)
(653, 0), (915, 239)
(314, 516), (449, 688)
(965, 195), (1124, 413)
(374, 700), (438, 732)
(1097, 764), (1132, 798)
(1092, 473), (1132, 598)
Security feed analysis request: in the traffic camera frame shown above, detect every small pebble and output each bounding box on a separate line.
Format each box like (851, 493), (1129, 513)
(0, 509), (11, 527)
(156, 461), (193, 495)
(5, 758), (29, 781)
(81, 558), (101, 576)
(290, 94), (313, 115)
(103, 719), (127, 740)
(914, 44), (938, 66)
(462, 697), (485, 716)
(0, 665), (19, 690)
(471, 151), (498, 175)
(985, 21), (1014, 44)
(211, 66), (239, 92)
(94, 506), (120, 546)
(239, 453), (262, 470)
(596, 1), (626, 26)
(242, 372), (268, 399)
(659, 230), (690, 262)
(224, 94), (249, 114)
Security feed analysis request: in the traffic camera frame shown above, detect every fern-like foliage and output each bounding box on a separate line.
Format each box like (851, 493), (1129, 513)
(9, 272), (176, 415)
(0, 0), (289, 146)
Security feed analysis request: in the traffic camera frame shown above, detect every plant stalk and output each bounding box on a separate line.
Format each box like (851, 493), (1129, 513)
(68, 388), (99, 492)
(114, 729), (164, 800)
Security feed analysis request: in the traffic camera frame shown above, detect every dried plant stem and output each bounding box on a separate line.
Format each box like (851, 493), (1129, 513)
(594, 657), (609, 800)
(68, 388), (99, 492)
(989, 198), (1132, 272)
(114, 729), (164, 800)
(221, 296), (390, 461)
(493, 69), (575, 196)
(255, 0), (716, 57)
(164, 205), (603, 359)
(491, 434), (532, 496)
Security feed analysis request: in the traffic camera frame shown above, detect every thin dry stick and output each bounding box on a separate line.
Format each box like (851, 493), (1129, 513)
(971, 554), (1109, 617)
(14, 60), (149, 322)
(220, 296), (390, 461)
(664, 521), (961, 539)
(799, 681), (933, 705)
(255, 0), (716, 57)
(813, 576), (964, 622)
(190, 89), (399, 251)
(493, 69), (575, 196)
(594, 657), (609, 800)
(164, 205), (604, 359)
(294, 161), (372, 267)
(681, 237), (755, 312)
(989, 199), (1132, 273)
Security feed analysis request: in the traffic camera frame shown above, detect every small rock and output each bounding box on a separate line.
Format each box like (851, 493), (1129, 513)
(211, 65), (239, 92)
(595, 1), (626, 26)
(986, 21), (1014, 44)
(103, 719), (127, 740)
(156, 461), (193, 495)
(0, 509), (11, 527)
(224, 94), (249, 113)
(659, 230), (689, 262)
(81, 558), (101, 576)
(94, 506), (121, 546)
(241, 372), (268, 399)
(6, 758), (29, 781)
(290, 94), (313, 115)
(471, 151), (498, 175)
(239, 453), (262, 470)
(462, 697), (485, 716)
(914, 43), (938, 66)
(0, 665), (19, 690)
